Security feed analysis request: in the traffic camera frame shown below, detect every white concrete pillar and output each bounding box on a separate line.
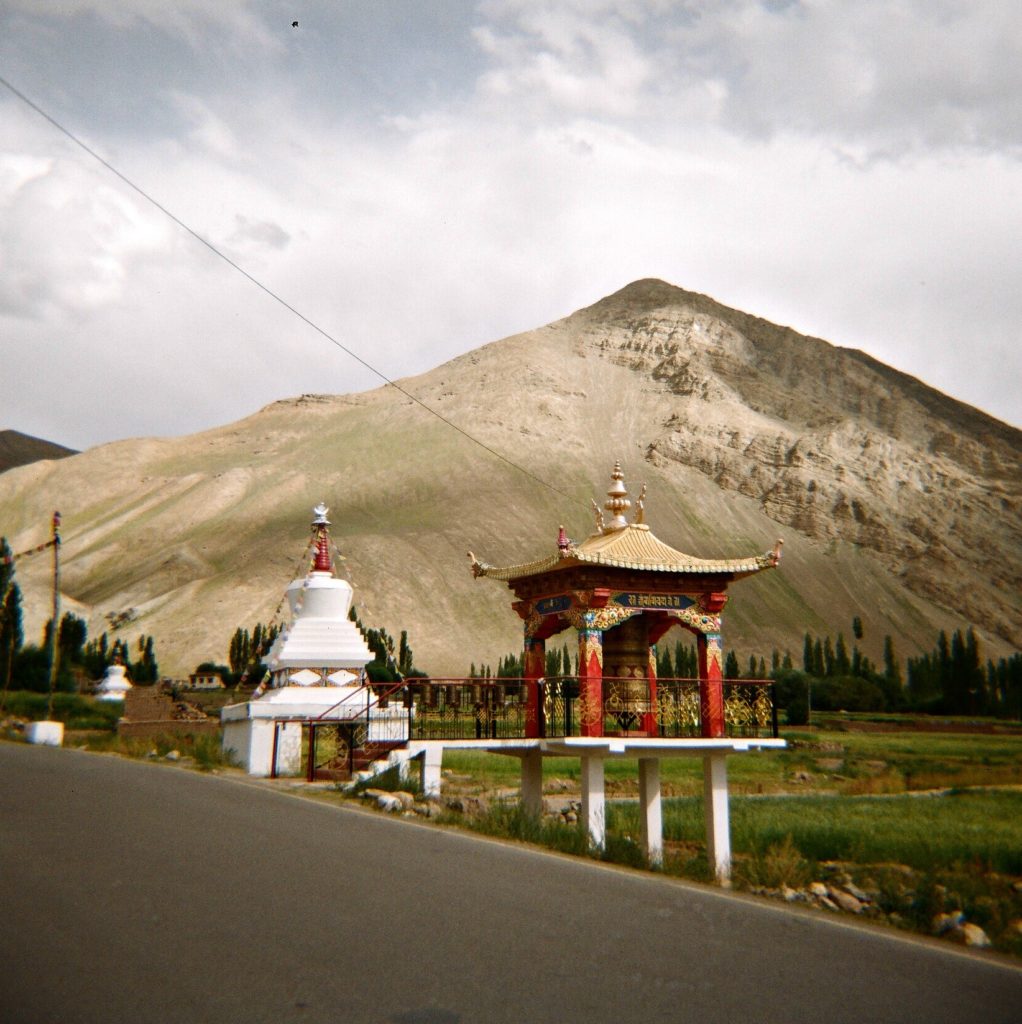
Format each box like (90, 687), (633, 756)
(419, 745), (444, 799)
(638, 757), (663, 866)
(521, 750), (543, 817)
(580, 756), (606, 849)
(703, 752), (732, 885)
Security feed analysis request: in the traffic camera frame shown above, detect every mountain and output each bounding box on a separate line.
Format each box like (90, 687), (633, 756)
(1, 279), (1018, 676)
(0, 430), (77, 474)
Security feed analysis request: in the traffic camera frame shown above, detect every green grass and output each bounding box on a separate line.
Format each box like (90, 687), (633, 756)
(603, 790), (1022, 875)
(0, 691), (122, 731)
(441, 728), (1022, 799)
(461, 801), (649, 870)
(432, 727), (1022, 954)
(76, 729), (237, 771)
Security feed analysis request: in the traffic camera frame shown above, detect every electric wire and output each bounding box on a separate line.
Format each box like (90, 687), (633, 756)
(0, 73), (583, 506)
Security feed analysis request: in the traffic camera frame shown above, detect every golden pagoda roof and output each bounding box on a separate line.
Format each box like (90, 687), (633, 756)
(470, 462), (782, 583)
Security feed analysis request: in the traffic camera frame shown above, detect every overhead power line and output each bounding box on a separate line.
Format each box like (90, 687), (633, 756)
(0, 73), (581, 506)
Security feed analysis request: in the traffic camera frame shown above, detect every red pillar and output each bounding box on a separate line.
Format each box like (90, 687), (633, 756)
(523, 636), (545, 739)
(577, 628), (604, 737)
(697, 632), (725, 738)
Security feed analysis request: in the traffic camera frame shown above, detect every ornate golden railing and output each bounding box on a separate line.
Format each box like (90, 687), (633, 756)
(404, 677), (777, 740)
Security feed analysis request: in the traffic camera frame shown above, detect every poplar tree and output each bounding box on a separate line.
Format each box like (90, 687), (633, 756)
(803, 632), (814, 674)
(398, 630), (414, 676)
(1, 539), (23, 690)
(835, 633), (850, 676)
(883, 635), (901, 687)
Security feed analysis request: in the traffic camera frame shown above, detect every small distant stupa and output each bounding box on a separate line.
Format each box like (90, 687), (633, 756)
(95, 659), (132, 702)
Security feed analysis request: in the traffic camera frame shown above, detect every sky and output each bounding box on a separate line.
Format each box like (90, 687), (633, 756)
(1, 0), (1020, 452)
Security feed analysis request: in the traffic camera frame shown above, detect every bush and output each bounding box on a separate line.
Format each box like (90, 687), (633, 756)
(734, 835), (813, 890)
(365, 660), (399, 683)
(772, 669), (810, 725)
(813, 675), (887, 713)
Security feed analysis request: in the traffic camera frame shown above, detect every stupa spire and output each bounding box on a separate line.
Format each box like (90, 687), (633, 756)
(603, 462), (631, 531)
(311, 503), (332, 574)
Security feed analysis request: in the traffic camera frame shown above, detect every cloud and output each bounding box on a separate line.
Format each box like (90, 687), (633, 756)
(4, 0), (280, 53)
(0, 125), (173, 320)
(473, 5), (655, 117)
(229, 215), (290, 252)
(474, 0), (1022, 156)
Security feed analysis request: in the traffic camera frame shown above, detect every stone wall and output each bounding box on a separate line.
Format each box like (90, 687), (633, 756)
(118, 685), (217, 739)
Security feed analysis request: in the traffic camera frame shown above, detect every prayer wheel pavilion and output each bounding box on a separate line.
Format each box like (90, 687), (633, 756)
(467, 462), (786, 879)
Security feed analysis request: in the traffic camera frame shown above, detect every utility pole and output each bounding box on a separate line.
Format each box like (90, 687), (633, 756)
(45, 511), (61, 720)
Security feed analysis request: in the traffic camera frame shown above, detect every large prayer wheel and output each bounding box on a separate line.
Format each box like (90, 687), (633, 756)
(602, 615), (650, 731)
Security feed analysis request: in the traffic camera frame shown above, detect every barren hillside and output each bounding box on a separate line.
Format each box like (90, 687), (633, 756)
(2, 279), (1018, 675)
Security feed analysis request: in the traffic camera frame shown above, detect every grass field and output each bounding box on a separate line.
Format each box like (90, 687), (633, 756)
(606, 790), (1022, 874)
(439, 727), (1022, 955)
(438, 726), (1022, 796)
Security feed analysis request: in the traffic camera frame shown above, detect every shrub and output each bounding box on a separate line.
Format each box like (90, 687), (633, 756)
(772, 670), (810, 725)
(813, 675), (887, 713)
(734, 835), (813, 890)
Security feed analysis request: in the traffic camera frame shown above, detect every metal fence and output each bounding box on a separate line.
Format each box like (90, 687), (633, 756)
(403, 677), (777, 741)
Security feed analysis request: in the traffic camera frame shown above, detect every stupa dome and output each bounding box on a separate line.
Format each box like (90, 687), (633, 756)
(96, 662), (132, 701)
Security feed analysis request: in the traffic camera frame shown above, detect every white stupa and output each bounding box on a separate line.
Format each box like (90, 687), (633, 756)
(263, 503), (373, 691)
(222, 504), (403, 777)
(95, 660), (132, 702)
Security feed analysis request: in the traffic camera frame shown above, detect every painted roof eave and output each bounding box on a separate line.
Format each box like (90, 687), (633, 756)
(470, 533), (782, 583)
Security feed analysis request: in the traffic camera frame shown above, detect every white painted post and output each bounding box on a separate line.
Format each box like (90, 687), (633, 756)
(703, 752), (732, 885)
(419, 745), (444, 798)
(638, 757), (663, 866)
(521, 750), (543, 817)
(25, 721), (64, 746)
(580, 756), (606, 849)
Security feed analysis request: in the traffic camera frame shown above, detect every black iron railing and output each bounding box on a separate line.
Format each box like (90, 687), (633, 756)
(407, 679), (529, 741)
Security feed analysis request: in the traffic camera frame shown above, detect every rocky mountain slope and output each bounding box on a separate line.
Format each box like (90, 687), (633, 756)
(0, 430), (77, 474)
(1, 279), (1018, 676)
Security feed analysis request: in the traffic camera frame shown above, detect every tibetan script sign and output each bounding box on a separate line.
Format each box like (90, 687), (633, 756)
(612, 592), (695, 610)
(535, 595), (573, 616)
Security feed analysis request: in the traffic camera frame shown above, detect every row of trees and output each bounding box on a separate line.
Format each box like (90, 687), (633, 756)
(466, 618), (1021, 723)
(906, 628), (1022, 718)
(228, 622), (280, 675)
(356, 615), (420, 682)
(769, 624), (1021, 723)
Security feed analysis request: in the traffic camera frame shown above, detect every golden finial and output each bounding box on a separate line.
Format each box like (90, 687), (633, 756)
(603, 461), (631, 530)
(634, 483), (646, 524)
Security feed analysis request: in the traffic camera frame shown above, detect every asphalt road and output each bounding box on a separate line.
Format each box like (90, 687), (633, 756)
(2, 743), (1020, 1024)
